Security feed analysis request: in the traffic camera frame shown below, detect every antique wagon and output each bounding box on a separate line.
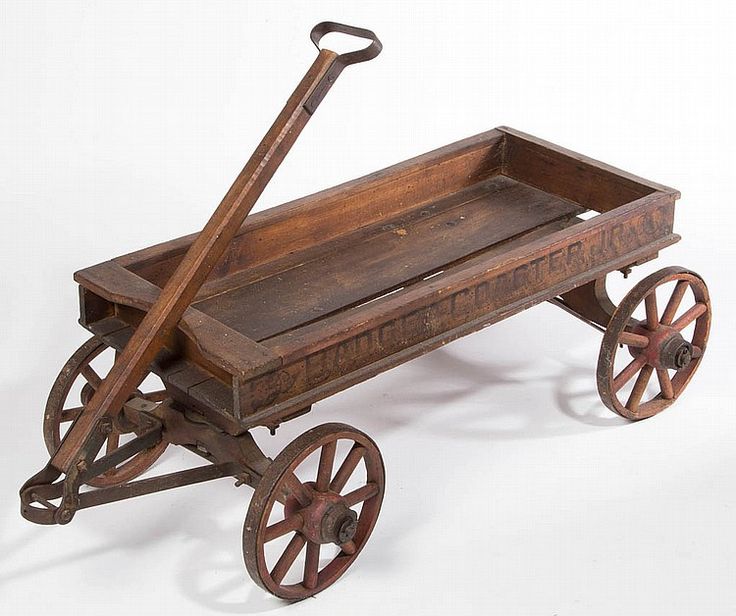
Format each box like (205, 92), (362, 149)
(21, 22), (710, 601)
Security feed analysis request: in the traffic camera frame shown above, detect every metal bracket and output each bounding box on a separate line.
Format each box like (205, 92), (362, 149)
(304, 21), (382, 114)
(159, 402), (271, 488)
(20, 412), (164, 525)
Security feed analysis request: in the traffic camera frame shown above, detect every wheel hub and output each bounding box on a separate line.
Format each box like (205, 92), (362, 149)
(284, 484), (357, 546)
(631, 324), (693, 371)
(660, 336), (693, 370)
(322, 504), (358, 545)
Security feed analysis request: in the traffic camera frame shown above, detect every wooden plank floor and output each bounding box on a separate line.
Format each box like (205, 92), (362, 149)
(193, 175), (584, 342)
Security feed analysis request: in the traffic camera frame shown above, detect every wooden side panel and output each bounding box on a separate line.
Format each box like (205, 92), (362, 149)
(236, 193), (678, 422)
(119, 130), (505, 287)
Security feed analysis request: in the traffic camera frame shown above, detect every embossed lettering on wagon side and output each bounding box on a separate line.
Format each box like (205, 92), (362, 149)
(241, 205), (672, 415)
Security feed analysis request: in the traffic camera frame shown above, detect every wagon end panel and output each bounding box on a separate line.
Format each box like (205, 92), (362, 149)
(75, 262), (284, 435)
(499, 126), (680, 213)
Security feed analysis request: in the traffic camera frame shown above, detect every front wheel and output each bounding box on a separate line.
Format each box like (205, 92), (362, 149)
(243, 423), (385, 600)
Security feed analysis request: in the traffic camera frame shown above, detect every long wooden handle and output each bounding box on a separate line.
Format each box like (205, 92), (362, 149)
(50, 24), (381, 473)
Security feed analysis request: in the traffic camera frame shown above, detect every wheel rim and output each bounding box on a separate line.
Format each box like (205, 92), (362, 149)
(44, 337), (169, 487)
(243, 423), (385, 600)
(598, 267), (711, 420)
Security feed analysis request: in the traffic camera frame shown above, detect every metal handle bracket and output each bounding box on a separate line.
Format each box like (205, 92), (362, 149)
(310, 21), (382, 66)
(304, 22), (382, 115)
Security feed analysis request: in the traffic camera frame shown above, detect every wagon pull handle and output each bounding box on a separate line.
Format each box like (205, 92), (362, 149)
(310, 21), (382, 66)
(21, 22), (383, 515)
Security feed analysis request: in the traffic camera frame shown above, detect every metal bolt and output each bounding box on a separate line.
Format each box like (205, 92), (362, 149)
(234, 475), (250, 487)
(674, 344), (692, 369)
(337, 515), (358, 544)
(660, 336), (693, 370)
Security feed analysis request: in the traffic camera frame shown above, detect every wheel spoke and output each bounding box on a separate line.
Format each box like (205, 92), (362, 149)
(691, 345), (703, 359)
(303, 541), (320, 590)
(316, 440), (337, 492)
(612, 356), (647, 393)
(672, 303), (707, 331)
(330, 444), (365, 494)
(264, 513), (303, 542)
(626, 365), (653, 411)
(80, 365), (102, 390)
(283, 472), (312, 508)
(660, 280), (689, 326)
(343, 482), (380, 507)
(657, 369), (674, 399)
(271, 533), (306, 585)
(340, 540), (357, 555)
(644, 292), (659, 330)
(60, 405), (85, 423)
(619, 331), (649, 348)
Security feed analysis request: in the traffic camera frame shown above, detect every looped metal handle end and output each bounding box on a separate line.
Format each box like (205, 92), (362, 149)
(310, 21), (382, 66)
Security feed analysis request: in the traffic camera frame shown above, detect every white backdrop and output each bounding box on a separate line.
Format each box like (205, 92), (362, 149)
(1, 1), (734, 614)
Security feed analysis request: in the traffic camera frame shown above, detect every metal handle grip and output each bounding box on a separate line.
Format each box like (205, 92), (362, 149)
(310, 22), (382, 67)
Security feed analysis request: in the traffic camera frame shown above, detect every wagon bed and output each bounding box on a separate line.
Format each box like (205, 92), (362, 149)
(75, 127), (680, 434)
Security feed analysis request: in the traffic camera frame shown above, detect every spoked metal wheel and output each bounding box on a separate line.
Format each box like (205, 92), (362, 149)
(243, 423), (385, 601)
(44, 336), (169, 487)
(598, 267), (711, 420)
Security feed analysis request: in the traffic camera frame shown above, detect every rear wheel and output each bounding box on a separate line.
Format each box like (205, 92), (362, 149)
(597, 267), (711, 420)
(44, 337), (169, 487)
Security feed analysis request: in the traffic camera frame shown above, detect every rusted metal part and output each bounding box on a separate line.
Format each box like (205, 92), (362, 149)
(76, 463), (241, 510)
(22, 459), (239, 522)
(22, 399), (260, 524)
(23, 396), (274, 524)
(305, 22), (382, 113)
(43, 336), (168, 487)
(243, 423), (384, 601)
(597, 266), (711, 420)
(22, 415), (120, 525)
(158, 401), (271, 487)
(80, 416), (162, 483)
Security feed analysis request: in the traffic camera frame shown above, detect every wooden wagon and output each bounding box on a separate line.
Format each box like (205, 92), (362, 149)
(20, 22), (711, 600)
